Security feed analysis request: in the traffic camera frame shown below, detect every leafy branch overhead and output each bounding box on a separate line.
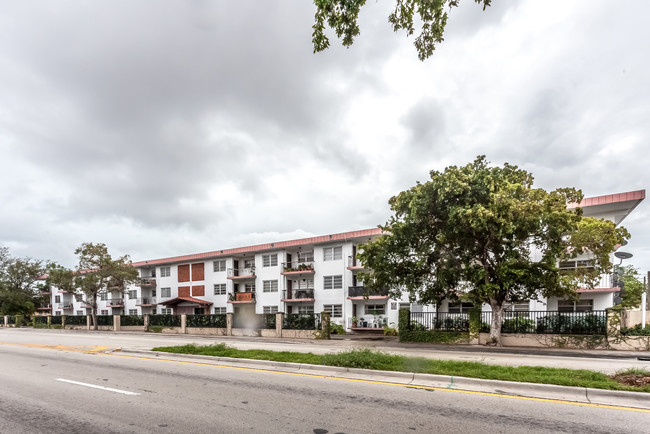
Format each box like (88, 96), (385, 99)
(312, 0), (492, 60)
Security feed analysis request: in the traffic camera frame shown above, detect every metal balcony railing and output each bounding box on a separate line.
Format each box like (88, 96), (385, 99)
(58, 303), (73, 310)
(139, 278), (157, 287)
(282, 289), (315, 300)
(227, 267), (256, 278)
(281, 261), (315, 273)
(107, 299), (124, 307)
(348, 286), (388, 297)
(136, 297), (157, 306)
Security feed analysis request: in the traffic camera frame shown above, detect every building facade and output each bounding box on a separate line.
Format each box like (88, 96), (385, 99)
(42, 190), (645, 328)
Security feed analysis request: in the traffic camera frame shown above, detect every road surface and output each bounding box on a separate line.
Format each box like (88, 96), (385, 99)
(0, 329), (648, 433)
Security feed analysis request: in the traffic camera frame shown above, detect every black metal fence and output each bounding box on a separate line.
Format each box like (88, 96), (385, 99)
(33, 316), (49, 325)
(149, 314), (181, 327)
(186, 314), (227, 328)
(50, 315), (63, 325)
(120, 315), (145, 326)
(65, 315), (87, 326)
(7, 316), (15, 325)
(283, 313), (321, 330)
(410, 310), (608, 335)
(261, 314), (276, 329)
(94, 315), (114, 326)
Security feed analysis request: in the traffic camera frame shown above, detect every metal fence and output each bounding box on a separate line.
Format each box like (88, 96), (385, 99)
(120, 315), (145, 326)
(410, 310), (607, 335)
(7, 316), (15, 325)
(50, 315), (63, 325)
(186, 314), (227, 328)
(149, 314), (181, 327)
(95, 315), (114, 326)
(33, 316), (49, 325)
(65, 315), (86, 326)
(282, 313), (321, 330)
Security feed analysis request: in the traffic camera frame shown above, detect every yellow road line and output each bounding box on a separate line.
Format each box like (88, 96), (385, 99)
(0, 341), (115, 354)
(104, 352), (650, 414)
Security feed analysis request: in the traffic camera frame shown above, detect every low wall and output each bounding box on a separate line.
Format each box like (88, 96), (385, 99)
(609, 336), (650, 351)
(624, 310), (649, 328)
(231, 328), (261, 337)
(281, 329), (317, 339)
(120, 325), (146, 332)
(65, 325), (89, 331)
(186, 327), (228, 336)
(479, 333), (608, 349)
(260, 329), (280, 338)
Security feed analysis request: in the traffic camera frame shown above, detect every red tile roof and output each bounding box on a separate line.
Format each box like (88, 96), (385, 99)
(158, 296), (213, 306)
(132, 228), (383, 267)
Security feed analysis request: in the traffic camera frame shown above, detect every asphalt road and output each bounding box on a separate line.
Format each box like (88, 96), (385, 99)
(0, 329), (648, 433)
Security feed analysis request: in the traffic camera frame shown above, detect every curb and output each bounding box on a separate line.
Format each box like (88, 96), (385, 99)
(114, 348), (650, 411)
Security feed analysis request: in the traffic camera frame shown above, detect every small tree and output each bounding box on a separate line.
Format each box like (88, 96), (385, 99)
(48, 243), (139, 330)
(0, 246), (50, 316)
(615, 265), (646, 309)
(358, 156), (629, 345)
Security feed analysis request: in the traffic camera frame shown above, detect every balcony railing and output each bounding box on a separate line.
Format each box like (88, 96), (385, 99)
(139, 278), (156, 287)
(58, 303), (73, 310)
(37, 304), (53, 310)
(227, 267), (256, 279)
(347, 256), (366, 270)
(281, 261), (315, 274)
(228, 292), (256, 302)
(107, 299), (124, 307)
(348, 286), (388, 297)
(282, 289), (315, 301)
(136, 297), (157, 306)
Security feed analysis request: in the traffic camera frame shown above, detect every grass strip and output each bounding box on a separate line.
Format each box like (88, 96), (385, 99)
(152, 344), (650, 393)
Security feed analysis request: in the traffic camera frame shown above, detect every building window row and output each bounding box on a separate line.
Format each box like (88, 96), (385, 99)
(323, 275), (342, 290)
(323, 246), (342, 261)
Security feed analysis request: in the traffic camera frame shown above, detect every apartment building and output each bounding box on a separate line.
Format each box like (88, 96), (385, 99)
(43, 189), (645, 327)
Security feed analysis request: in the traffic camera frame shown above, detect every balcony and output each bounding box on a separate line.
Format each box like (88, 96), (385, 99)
(37, 304), (53, 311)
(281, 289), (315, 302)
(136, 297), (157, 306)
(107, 298), (124, 307)
(40, 290), (52, 296)
(227, 267), (256, 280)
(227, 292), (256, 303)
(139, 278), (157, 288)
(58, 303), (73, 310)
(347, 256), (366, 271)
(347, 286), (389, 299)
(281, 261), (315, 276)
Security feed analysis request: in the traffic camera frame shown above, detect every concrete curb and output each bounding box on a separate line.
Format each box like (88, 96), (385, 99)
(115, 348), (650, 411)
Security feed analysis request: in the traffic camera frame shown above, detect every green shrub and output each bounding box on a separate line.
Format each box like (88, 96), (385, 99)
(621, 323), (650, 336)
(330, 322), (346, 334)
(502, 317), (535, 334)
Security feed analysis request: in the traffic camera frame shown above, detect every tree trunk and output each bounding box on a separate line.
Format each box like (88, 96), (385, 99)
(91, 310), (97, 331)
(488, 300), (505, 346)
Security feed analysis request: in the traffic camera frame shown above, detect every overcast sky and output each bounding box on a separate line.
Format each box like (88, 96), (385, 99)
(1, 1), (649, 272)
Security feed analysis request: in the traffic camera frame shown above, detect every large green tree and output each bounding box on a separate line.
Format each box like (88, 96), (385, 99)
(0, 246), (50, 316)
(48, 243), (139, 330)
(312, 0), (492, 60)
(358, 156), (629, 345)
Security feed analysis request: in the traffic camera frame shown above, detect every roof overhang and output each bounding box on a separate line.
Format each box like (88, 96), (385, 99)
(158, 296), (213, 307)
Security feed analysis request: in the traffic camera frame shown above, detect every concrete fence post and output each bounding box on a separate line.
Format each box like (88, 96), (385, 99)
(47, 315), (51, 327)
(181, 314), (187, 334)
(86, 315), (91, 330)
(276, 313), (283, 337)
(62, 315), (66, 329)
(144, 314), (150, 332)
(3, 315), (7, 327)
(114, 314), (121, 331)
(226, 313), (233, 336)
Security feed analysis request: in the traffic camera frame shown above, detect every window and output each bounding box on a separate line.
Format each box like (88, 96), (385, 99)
(161, 308), (173, 315)
(55, 311), (62, 316)
(263, 306), (278, 314)
(263, 280), (278, 292)
(558, 299), (593, 313)
(128, 309), (138, 315)
(244, 282), (255, 292)
(76, 310), (84, 316)
(447, 302), (474, 313)
(243, 259), (254, 269)
(298, 305), (314, 314)
(100, 309), (109, 315)
(323, 304), (342, 317)
(213, 260), (226, 272)
(100, 293), (108, 301)
(399, 302), (410, 311)
(55, 295), (61, 303)
(323, 246), (342, 261)
(365, 304), (385, 315)
(160, 287), (172, 298)
(213, 283), (227, 295)
(160, 266), (171, 277)
(214, 306), (226, 314)
(323, 275), (343, 290)
(505, 302), (530, 311)
(128, 290), (137, 299)
(262, 254), (278, 267)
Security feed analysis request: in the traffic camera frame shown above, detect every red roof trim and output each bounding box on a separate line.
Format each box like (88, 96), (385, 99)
(577, 287), (619, 293)
(133, 228), (383, 267)
(158, 296), (213, 306)
(567, 189), (645, 209)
